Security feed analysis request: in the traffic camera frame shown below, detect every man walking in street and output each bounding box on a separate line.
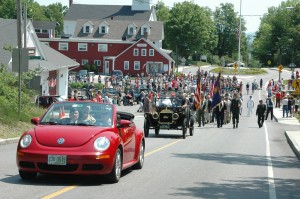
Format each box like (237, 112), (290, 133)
(247, 96), (255, 116)
(197, 96), (206, 127)
(256, 100), (266, 128)
(265, 96), (274, 120)
(230, 93), (242, 129)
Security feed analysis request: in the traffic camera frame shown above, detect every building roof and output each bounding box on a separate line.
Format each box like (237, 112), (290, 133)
(65, 4), (153, 21)
(73, 19), (163, 41)
(0, 19), (17, 66)
(32, 20), (57, 30)
(0, 19), (79, 72)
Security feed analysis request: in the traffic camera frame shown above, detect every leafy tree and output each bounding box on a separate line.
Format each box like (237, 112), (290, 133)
(0, 0), (17, 19)
(165, 1), (216, 63)
(213, 3), (246, 59)
(155, 0), (170, 21)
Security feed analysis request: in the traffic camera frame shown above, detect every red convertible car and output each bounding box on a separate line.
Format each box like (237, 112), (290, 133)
(16, 101), (145, 183)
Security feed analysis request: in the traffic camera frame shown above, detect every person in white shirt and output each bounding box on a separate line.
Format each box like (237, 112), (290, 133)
(282, 96), (289, 117)
(247, 96), (255, 116)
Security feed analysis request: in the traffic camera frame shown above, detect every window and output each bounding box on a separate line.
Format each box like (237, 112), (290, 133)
(35, 29), (41, 33)
(141, 49), (147, 56)
(82, 59), (89, 65)
(42, 29), (49, 34)
(78, 43), (88, 51)
(133, 48), (139, 56)
(129, 27), (134, 35)
(143, 27), (148, 35)
(124, 61), (129, 70)
(101, 26), (106, 34)
(59, 42), (68, 51)
(94, 60), (101, 66)
(134, 61), (140, 70)
(149, 49), (154, 56)
(85, 26), (90, 33)
(98, 44), (108, 52)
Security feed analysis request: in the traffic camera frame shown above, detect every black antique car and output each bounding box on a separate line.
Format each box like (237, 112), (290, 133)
(36, 95), (65, 108)
(144, 91), (194, 139)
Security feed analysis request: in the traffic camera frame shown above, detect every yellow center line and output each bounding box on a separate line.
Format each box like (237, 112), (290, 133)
(41, 139), (182, 199)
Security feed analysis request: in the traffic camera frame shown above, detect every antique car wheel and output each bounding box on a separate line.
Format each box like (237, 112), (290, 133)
(132, 141), (145, 169)
(189, 117), (194, 136)
(155, 128), (159, 136)
(19, 170), (37, 179)
(182, 118), (187, 139)
(106, 148), (122, 183)
(144, 119), (149, 137)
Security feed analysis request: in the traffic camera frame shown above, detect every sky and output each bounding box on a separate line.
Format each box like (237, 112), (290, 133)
(35, 0), (286, 33)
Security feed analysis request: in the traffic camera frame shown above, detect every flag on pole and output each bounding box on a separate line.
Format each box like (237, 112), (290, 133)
(211, 72), (222, 108)
(194, 68), (201, 110)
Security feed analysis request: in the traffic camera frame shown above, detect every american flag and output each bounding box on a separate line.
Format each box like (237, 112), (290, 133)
(194, 69), (201, 110)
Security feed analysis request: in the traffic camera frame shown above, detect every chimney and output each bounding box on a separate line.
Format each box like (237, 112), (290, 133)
(69, 0), (73, 7)
(144, 31), (148, 39)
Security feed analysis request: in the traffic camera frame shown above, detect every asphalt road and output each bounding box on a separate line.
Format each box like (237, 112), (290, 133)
(1, 67), (300, 199)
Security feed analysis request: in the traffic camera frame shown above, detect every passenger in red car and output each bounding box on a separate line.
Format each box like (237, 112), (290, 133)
(79, 106), (96, 124)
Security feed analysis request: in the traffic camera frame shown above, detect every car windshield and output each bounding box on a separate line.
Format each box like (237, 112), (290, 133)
(155, 91), (182, 107)
(40, 102), (114, 127)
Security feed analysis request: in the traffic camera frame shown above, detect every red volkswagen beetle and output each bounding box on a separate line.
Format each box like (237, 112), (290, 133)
(16, 101), (145, 183)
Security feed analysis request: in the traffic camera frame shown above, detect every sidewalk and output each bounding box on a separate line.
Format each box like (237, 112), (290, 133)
(273, 107), (300, 159)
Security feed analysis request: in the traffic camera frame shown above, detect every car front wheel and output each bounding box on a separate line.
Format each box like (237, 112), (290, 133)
(182, 118), (187, 139)
(106, 148), (122, 183)
(144, 119), (149, 137)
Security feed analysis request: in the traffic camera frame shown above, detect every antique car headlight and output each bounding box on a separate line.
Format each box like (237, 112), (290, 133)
(94, 137), (110, 151)
(172, 113), (179, 120)
(20, 134), (32, 148)
(152, 112), (159, 120)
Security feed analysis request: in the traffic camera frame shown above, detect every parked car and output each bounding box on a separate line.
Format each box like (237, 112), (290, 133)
(111, 70), (123, 79)
(76, 70), (88, 82)
(36, 95), (65, 108)
(16, 101), (145, 183)
(226, 62), (245, 67)
(144, 91), (194, 139)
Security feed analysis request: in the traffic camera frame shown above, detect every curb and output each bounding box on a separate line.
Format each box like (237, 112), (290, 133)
(285, 131), (300, 160)
(0, 137), (19, 145)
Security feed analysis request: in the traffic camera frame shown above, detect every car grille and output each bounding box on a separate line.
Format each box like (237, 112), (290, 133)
(82, 164), (103, 171)
(19, 161), (35, 169)
(37, 163), (78, 172)
(159, 112), (173, 123)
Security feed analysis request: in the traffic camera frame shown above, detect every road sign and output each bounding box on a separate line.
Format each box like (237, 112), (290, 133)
(268, 60), (271, 65)
(233, 62), (238, 69)
(278, 64), (283, 72)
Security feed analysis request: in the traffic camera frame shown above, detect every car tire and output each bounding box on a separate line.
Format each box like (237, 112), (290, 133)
(132, 141), (145, 170)
(106, 148), (122, 183)
(19, 170), (37, 180)
(189, 118), (194, 136)
(182, 118), (187, 139)
(155, 128), (159, 136)
(144, 118), (149, 137)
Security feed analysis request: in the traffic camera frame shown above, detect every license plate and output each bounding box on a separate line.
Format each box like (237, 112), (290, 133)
(48, 155), (67, 165)
(160, 124), (169, 129)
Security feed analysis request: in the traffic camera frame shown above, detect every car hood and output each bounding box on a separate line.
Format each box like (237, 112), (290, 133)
(35, 125), (105, 147)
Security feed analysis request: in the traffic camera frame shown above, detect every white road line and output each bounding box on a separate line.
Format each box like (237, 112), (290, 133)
(265, 124), (277, 199)
(259, 90), (277, 199)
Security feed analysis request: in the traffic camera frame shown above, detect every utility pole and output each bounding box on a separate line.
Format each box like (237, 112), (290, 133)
(17, 0), (22, 118)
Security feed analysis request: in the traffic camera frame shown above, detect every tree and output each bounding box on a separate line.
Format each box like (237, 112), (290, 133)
(155, 0), (170, 21)
(213, 3), (245, 58)
(165, 1), (216, 61)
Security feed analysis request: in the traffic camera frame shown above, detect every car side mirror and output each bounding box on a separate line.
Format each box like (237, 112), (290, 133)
(31, 117), (40, 125)
(117, 119), (131, 128)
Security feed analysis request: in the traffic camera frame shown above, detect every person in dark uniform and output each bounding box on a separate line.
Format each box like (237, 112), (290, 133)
(215, 96), (226, 128)
(256, 100), (266, 128)
(197, 96), (206, 127)
(230, 93), (242, 129)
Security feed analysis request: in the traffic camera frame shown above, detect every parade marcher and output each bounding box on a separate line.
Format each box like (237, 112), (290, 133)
(288, 96), (293, 117)
(239, 93), (243, 115)
(256, 100), (266, 128)
(260, 78), (263, 90)
(246, 96), (255, 116)
(215, 97), (226, 128)
(197, 96), (206, 127)
(265, 96), (274, 120)
(224, 94), (231, 124)
(295, 97), (299, 115)
(230, 93), (242, 129)
(251, 81), (255, 95)
(246, 82), (250, 95)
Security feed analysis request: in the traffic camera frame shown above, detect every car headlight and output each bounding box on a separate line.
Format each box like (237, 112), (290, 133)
(20, 134), (32, 148)
(94, 137), (110, 151)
